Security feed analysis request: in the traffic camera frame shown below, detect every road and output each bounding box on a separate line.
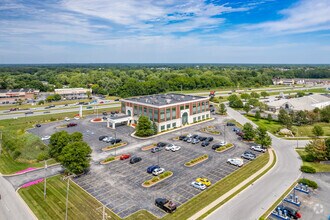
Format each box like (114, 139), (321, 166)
(0, 176), (36, 220)
(205, 107), (309, 220)
(0, 103), (120, 120)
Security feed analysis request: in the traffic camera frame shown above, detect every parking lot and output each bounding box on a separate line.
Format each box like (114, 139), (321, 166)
(29, 114), (265, 218)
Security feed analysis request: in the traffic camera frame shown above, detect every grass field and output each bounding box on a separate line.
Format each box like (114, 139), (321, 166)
(246, 116), (330, 137)
(296, 149), (330, 172)
(19, 152), (270, 220)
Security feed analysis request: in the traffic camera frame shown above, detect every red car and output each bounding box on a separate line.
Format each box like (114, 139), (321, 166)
(67, 123), (77, 127)
(120, 154), (130, 160)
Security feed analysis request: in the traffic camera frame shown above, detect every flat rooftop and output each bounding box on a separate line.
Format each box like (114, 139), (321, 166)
(123, 93), (208, 106)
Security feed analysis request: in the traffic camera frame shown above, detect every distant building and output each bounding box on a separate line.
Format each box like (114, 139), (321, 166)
(268, 94), (330, 112)
(54, 88), (92, 99)
(121, 93), (211, 132)
(0, 88), (40, 104)
(272, 78), (329, 86)
(272, 78), (295, 85)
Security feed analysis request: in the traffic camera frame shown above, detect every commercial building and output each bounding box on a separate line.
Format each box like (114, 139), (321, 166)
(0, 89), (40, 104)
(272, 78), (329, 86)
(54, 88), (92, 99)
(267, 94), (330, 112)
(121, 93), (211, 132)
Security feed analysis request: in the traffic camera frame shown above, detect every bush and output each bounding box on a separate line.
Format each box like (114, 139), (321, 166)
(13, 150), (22, 159)
(300, 165), (316, 173)
(37, 152), (49, 161)
(103, 156), (115, 163)
(50, 117), (56, 122)
(303, 154), (316, 162)
(298, 178), (318, 189)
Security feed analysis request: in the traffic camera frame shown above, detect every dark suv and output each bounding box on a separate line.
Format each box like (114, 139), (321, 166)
(130, 156), (142, 164)
(157, 142), (167, 148)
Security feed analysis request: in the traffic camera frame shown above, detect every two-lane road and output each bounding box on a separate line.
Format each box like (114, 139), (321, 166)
(205, 107), (309, 220)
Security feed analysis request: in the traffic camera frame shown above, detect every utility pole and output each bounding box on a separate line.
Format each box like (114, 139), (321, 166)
(44, 160), (48, 200)
(65, 174), (75, 220)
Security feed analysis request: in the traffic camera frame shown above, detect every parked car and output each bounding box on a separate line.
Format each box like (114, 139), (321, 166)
(192, 134), (199, 139)
(201, 141), (210, 147)
(41, 135), (51, 141)
(226, 122), (235, 126)
(171, 145), (181, 152)
(179, 135), (186, 140)
(102, 136), (112, 142)
(151, 147), (162, 153)
(187, 138), (193, 143)
(36, 124), (41, 128)
(67, 123), (77, 127)
(233, 128), (240, 132)
(236, 131), (244, 137)
(183, 137), (189, 142)
(219, 141), (227, 146)
(152, 168), (165, 176)
(241, 152), (256, 160)
(212, 143), (221, 150)
(99, 135), (107, 141)
(64, 117), (70, 121)
(250, 145), (267, 153)
(206, 137), (214, 142)
(157, 142), (167, 148)
(110, 138), (122, 144)
(186, 133), (193, 138)
(196, 177), (211, 187)
(120, 154), (130, 160)
(114, 99), (120, 102)
(102, 112), (107, 115)
(191, 139), (200, 144)
(191, 181), (206, 190)
(155, 198), (176, 213)
(147, 165), (160, 173)
(74, 116), (80, 120)
(165, 144), (176, 151)
(130, 156), (142, 164)
(198, 136), (207, 141)
(227, 157), (244, 167)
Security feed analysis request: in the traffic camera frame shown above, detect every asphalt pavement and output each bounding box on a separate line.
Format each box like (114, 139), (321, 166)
(204, 107), (309, 220)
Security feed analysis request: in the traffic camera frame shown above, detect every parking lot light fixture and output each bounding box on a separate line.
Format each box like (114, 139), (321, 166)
(65, 174), (75, 220)
(223, 124), (226, 142)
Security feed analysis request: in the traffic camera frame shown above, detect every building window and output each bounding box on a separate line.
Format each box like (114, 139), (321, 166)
(202, 115), (205, 120)
(161, 125), (165, 131)
(172, 107), (176, 119)
(149, 108), (153, 121)
(167, 124), (171, 129)
(121, 102), (126, 114)
(180, 105), (184, 110)
(166, 108), (171, 121)
(160, 109), (165, 122)
(193, 117), (196, 122)
(193, 104), (197, 114)
(202, 102), (205, 112)
(206, 114), (209, 118)
(154, 109), (158, 121)
(198, 102), (201, 113)
(172, 122), (176, 128)
(198, 116), (201, 121)
(144, 107), (147, 115)
(139, 106), (142, 115)
(134, 105), (137, 116)
(185, 104), (189, 109)
(206, 101), (209, 111)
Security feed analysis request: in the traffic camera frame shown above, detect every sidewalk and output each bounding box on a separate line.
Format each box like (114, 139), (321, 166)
(188, 149), (275, 220)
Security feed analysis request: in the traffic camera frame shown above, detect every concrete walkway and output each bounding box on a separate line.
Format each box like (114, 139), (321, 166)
(188, 148), (275, 220)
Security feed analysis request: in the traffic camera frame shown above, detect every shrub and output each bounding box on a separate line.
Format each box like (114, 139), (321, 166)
(300, 165), (316, 173)
(303, 154), (316, 162)
(37, 152), (49, 161)
(298, 178), (318, 189)
(13, 150), (21, 159)
(50, 117), (56, 121)
(103, 157), (115, 163)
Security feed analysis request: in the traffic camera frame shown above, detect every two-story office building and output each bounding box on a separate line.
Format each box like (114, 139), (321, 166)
(121, 93), (211, 132)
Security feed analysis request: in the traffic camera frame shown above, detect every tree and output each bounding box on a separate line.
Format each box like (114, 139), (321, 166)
(305, 139), (328, 161)
(247, 98), (260, 108)
(58, 141), (92, 174)
(267, 114), (273, 123)
(242, 123), (255, 141)
(86, 90), (91, 99)
(49, 131), (83, 159)
(278, 109), (293, 129)
(53, 94), (61, 101)
(255, 111), (261, 121)
(218, 103), (227, 115)
(255, 127), (272, 148)
(325, 138), (330, 158)
(260, 91), (269, 98)
(250, 91), (260, 99)
(320, 106), (330, 123)
(228, 94), (243, 108)
(296, 91), (305, 97)
(312, 125), (324, 137)
(294, 110), (308, 125)
(152, 121), (158, 135)
(135, 115), (155, 137)
(243, 103), (251, 114)
(240, 93), (250, 101)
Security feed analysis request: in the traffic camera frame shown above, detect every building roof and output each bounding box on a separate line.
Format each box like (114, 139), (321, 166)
(123, 93), (208, 107)
(268, 94), (330, 111)
(0, 88), (39, 93)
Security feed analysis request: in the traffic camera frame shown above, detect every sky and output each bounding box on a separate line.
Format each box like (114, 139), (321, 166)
(0, 0), (330, 64)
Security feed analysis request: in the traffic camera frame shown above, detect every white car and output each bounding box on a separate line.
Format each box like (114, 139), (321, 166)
(250, 145), (267, 153)
(64, 117), (70, 121)
(74, 116), (80, 120)
(102, 137), (113, 142)
(171, 145), (181, 152)
(227, 157), (244, 167)
(219, 141), (227, 146)
(186, 133), (193, 138)
(152, 168), (165, 176)
(165, 144), (175, 151)
(41, 135), (51, 141)
(191, 181), (206, 190)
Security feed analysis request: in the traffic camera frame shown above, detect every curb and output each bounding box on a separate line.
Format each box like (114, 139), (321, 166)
(16, 187), (39, 220)
(2, 163), (61, 177)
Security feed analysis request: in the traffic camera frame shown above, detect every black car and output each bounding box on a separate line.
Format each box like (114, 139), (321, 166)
(36, 124), (41, 128)
(151, 147), (162, 153)
(183, 137), (189, 142)
(114, 99), (120, 101)
(199, 136), (207, 141)
(192, 134), (199, 139)
(157, 142), (167, 148)
(179, 135), (186, 140)
(130, 156), (142, 164)
(226, 122), (235, 126)
(211, 143), (221, 150)
(201, 141), (210, 147)
(25, 111), (34, 115)
(103, 116), (107, 120)
(206, 137), (214, 142)
(110, 138), (122, 144)
(99, 135), (107, 141)
(102, 112), (107, 116)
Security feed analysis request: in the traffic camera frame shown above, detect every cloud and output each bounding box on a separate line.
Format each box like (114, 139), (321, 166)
(249, 0), (330, 34)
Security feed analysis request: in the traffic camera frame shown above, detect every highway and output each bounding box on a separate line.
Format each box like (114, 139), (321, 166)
(205, 107), (309, 220)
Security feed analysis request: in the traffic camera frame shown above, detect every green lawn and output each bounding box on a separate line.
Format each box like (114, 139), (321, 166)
(246, 116), (330, 137)
(296, 149), (330, 172)
(19, 152), (270, 220)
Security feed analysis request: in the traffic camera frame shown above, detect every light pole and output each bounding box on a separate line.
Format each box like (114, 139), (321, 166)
(294, 127), (299, 148)
(223, 124), (226, 142)
(65, 174), (75, 220)
(43, 159), (47, 200)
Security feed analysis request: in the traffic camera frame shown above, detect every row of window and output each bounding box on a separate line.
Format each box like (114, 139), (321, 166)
(193, 114), (209, 123)
(160, 122), (177, 131)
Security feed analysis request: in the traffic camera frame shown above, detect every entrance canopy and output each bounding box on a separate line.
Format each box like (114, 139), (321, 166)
(107, 115), (131, 129)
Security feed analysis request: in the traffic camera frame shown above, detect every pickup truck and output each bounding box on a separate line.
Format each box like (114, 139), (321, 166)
(155, 198), (176, 213)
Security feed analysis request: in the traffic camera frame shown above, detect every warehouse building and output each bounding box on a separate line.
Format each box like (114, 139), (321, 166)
(0, 88), (39, 104)
(54, 88), (92, 99)
(121, 93), (211, 132)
